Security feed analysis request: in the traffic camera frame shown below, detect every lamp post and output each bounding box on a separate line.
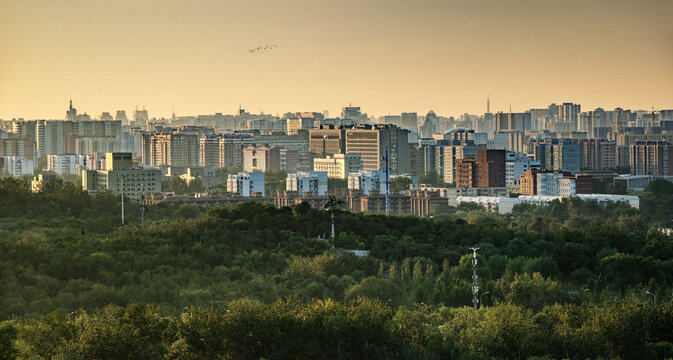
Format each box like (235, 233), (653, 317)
(480, 291), (490, 308)
(646, 291), (657, 306)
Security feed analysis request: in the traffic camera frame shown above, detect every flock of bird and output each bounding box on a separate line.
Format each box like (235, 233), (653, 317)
(248, 44), (282, 54)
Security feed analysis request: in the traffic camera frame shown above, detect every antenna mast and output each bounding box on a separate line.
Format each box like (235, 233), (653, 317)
(470, 247), (480, 309)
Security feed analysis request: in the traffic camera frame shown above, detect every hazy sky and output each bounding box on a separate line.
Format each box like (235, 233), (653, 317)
(1, 0), (672, 120)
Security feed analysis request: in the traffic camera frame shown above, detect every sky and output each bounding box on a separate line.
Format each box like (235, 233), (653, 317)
(1, 0), (672, 120)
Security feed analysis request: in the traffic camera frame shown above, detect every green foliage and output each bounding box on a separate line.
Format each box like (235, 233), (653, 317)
(2, 177), (673, 359)
(0, 321), (17, 360)
(9, 301), (673, 360)
(390, 176), (412, 192)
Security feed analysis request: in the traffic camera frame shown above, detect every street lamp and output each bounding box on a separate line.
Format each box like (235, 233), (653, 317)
(646, 291), (657, 306)
(480, 291), (490, 308)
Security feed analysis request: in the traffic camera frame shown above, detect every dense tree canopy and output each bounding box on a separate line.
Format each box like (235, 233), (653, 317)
(1, 176), (673, 358)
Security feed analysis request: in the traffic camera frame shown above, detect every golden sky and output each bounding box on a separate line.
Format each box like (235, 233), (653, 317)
(1, 0), (672, 119)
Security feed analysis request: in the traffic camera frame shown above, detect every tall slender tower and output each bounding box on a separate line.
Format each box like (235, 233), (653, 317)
(487, 96), (490, 114)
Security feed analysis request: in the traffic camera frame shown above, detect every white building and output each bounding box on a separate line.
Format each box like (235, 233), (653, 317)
(537, 172), (564, 196)
(227, 172), (265, 197)
(558, 177), (576, 197)
(47, 154), (87, 175)
(286, 171), (328, 196)
(456, 196), (520, 214)
(505, 152), (541, 185)
(2, 156), (34, 177)
(313, 154), (362, 179)
(348, 169), (386, 195)
(458, 194), (640, 214)
(519, 194), (640, 209)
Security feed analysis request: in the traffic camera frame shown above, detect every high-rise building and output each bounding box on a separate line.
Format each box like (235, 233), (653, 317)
(574, 139), (616, 170)
(199, 134), (221, 168)
(0, 134), (34, 160)
(115, 110), (129, 125)
(133, 107), (149, 127)
(142, 132), (199, 167)
(219, 134), (248, 168)
(629, 141), (673, 176)
(495, 112), (532, 132)
(400, 112), (418, 131)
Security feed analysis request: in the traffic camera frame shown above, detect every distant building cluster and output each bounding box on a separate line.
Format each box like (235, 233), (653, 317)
(2, 100), (672, 216)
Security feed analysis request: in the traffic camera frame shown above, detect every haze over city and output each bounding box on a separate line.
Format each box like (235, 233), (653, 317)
(1, 0), (672, 119)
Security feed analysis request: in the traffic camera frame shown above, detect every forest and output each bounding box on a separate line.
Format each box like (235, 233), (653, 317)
(1, 176), (673, 359)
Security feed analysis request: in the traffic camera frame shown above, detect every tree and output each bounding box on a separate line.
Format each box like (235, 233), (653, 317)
(391, 176), (412, 192)
(344, 277), (406, 307)
(0, 321), (17, 360)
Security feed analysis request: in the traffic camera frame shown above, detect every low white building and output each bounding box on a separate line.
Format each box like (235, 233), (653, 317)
(313, 154), (362, 179)
(2, 156), (34, 177)
(348, 169), (386, 195)
(457, 194), (640, 214)
(227, 172), (265, 197)
(286, 171), (328, 196)
(456, 196), (520, 214)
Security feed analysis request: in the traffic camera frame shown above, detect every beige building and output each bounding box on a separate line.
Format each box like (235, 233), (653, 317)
(242, 146), (281, 172)
(313, 154), (362, 179)
(82, 152), (161, 199)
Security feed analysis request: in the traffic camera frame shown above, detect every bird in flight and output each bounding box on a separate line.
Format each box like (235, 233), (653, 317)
(248, 44), (283, 54)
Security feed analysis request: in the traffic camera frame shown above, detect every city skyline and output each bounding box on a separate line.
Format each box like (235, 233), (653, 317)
(3, 97), (673, 121)
(1, 0), (672, 119)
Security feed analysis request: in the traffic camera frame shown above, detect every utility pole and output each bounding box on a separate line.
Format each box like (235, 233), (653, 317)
(469, 247), (480, 309)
